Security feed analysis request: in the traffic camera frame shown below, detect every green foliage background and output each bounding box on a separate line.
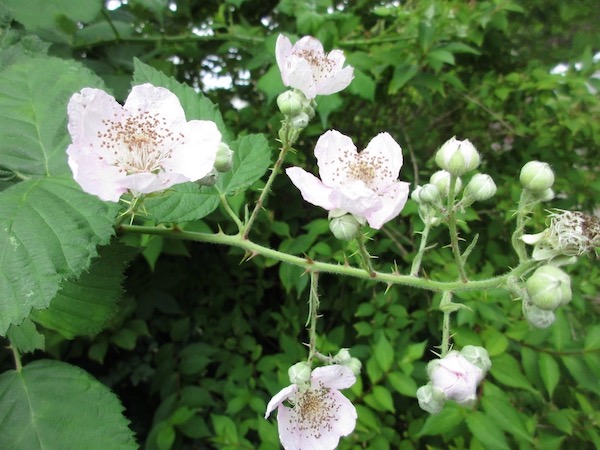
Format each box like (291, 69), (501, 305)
(0, 0), (599, 449)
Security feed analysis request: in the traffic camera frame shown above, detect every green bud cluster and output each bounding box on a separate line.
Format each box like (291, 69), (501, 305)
(277, 89), (315, 130)
(435, 137), (480, 176)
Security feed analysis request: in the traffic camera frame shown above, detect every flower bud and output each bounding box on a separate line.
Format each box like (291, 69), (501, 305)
(288, 362), (312, 385)
(526, 265), (572, 310)
(523, 298), (556, 328)
(417, 383), (446, 414)
(463, 173), (497, 205)
(302, 102), (316, 120)
(333, 348), (352, 364)
(435, 137), (480, 176)
(419, 183), (442, 206)
(214, 142), (234, 172)
(277, 90), (304, 117)
(430, 170), (462, 197)
(196, 168), (219, 186)
(329, 214), (361, 240)
(460, 345), (491, 374)
(410, 185), (422, 203)
(532, 188), (555, 202)
(428, 351), (483, 404)
(290, 112), (310, 129)
(519, 161), (554, 192)
(345, 358), (362, 376)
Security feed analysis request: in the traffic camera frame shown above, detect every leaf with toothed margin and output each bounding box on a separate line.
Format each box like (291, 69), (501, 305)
(0, 176), (119, 336)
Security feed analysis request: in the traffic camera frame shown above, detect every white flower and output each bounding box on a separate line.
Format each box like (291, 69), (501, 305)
(275, 34), (354, 99)
(428, 351), (484, 404)
(286, 130), (410, 229)
(67, 83), (221, 202)
(265, 365), (357, 450)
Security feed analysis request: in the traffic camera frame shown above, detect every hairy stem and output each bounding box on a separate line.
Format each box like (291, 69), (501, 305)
(243, 121), (295, 239)
(120, 224), (536, 292)
(307, 271), (320, 364)
(446, 174), (468, 282)
(219, 192), (244, 233)
(411, 222), (432, 276)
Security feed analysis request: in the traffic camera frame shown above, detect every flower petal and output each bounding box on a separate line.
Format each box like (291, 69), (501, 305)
(286, 167), (336, 211)
(265, 384), (297, 419)
(67, 144), (126, 202)
(364, 181), (410, 229)
(314, 130), (357, 187)
(161, 119), (221, 181)
(327, 390), (358, 436)
(284, 57), (318, 99)
(67, 88), (122, 153)
(310, 365), (356, 390)
(362, 132), (404, 189)
(330, 181), (381, 219)
(276, 34), (294, 87)
(124, 83), (186, 130)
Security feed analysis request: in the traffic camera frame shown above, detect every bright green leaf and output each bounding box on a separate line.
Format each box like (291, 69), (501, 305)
(0, 177), (119, 335)
(490, 353), (538, 394)
(32, 243), (137, 339)
(374, 334), (394, 372)
(481, 394), (534, 444)
(217, 133), (271, 195)
(0, 360), (136, 449)
(365, 385), (395, 413)
(388, 371), (417, 397)
(0, 55), (104, 177)
(417, 403), (466, 437)
(539, 353), (560, 398)
(465, 411), (511, 450)
(6, 318), (44, 353)
(144, 183), (220, 224)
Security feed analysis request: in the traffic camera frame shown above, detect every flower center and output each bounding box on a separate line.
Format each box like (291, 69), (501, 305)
(296, 49), (335, 82)
(338, 150), (392, 190)
(290, 384), (340, 438)
(98, 111), (184, 174)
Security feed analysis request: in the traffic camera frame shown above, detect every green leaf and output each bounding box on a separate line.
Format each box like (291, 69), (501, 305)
(538, 353), (560, 398)
(4, 0), (101, 43)
(132, 58), (232, 142)
(465, 411), (511, 450)
(374, 334), (394, 372)
(364, 385), (395, 413)
(217, 133), (271, 196)
(256, 64), (286, 104)
(481, 393), (534, 444)
(584, 324), (600, 350)
(144, 183), (220, 224)
(0, 360), (136, 449)
(490, 353), (537, 394)
(0, 177), (119, 335)
(6, 318), (44, 353)
(388, 64), (419, 94)
(31, 243), (137, 339)
(561, 355), (600, 395)
(387, 371), (417, 397)
(316, 93), (343, 128)
(0, 55), (105, 177)
(417, 403), (466, 437)
(348, 69), (376, 101)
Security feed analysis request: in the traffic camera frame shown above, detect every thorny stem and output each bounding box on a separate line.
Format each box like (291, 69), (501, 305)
(439, 291), (453, 357)
(511, 189), (533, 262)
(411, 221), (432, 276)
(307, 271), (320, 364)
(356, 234), (376, 277)
(243, 121), (295, 239)
(446, 174), (468, 282)
(120, 224), (537, 292)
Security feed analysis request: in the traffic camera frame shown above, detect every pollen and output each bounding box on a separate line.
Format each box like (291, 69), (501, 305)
(287, 382), (341, 438)
(296, 49), (335, 83)
(98, 111), (184, 174)
(549, 211), (600, 255)
(331, 148), (392, 191)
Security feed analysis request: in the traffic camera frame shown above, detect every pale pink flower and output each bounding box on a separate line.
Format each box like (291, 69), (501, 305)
(265, 365), (357, 450)
(286, 130), (410, 229)
(429, 351), (484, 404)
(275, 34), (354, 99)
(67, 83), (221, 202)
